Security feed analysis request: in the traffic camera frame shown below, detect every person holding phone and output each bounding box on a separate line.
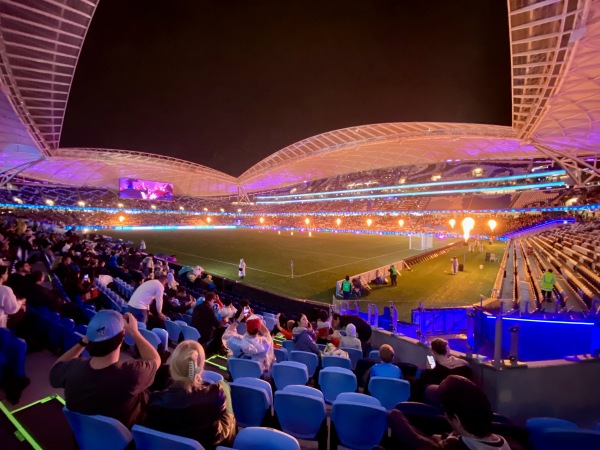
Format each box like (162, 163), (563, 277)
(412, 338), (472, 403)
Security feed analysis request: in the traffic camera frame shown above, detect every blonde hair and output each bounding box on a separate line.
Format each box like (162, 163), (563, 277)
(169, 340), (205, 390)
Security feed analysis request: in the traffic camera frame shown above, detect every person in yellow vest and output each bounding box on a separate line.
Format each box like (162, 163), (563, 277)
(341, 276), (352, 300)
(540, 268), (556, 302)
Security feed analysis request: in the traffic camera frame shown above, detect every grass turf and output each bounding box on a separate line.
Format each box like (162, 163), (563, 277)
(103, 229), (505, 321)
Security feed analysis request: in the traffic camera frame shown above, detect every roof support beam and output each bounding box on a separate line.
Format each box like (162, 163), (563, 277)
(533, 143), (600, 188)
(0, 156), (45, 189)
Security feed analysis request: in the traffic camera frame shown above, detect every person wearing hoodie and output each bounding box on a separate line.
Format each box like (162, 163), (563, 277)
(222, 314), (274, 379)
(292, 314), (320, 356)
(339, 323), (362, 351)
(386, 375), (517, 450)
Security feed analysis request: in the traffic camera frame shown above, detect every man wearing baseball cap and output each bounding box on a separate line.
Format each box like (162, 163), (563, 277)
(50, 311), (160, 427)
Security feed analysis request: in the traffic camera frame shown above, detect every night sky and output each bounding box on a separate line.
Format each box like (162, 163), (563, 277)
(61, 0), (511, 177)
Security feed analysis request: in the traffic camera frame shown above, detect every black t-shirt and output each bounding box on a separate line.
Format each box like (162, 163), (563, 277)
(49, 358), (158, 427)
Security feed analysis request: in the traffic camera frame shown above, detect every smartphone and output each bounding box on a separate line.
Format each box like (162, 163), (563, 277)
(83, 274), (90, 281)
(427, 355), (436, 369)
(243, 307), (250, 316)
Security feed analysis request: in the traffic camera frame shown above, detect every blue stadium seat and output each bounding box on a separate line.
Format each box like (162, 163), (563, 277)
(131, 425), (204, 450)
(526, 417), (579, 448)
(274, 347), (288, 362)
(201, 370), (224, 384)
(368, 350), (380, 360)
(331, 400), (388, 450)
(63, 407), (133, 450)
(272, 361), (309, 391)
(264, 315), (277, 331)
(318, 367), (357, 404)
(322, 355), (352, 370)
(274, 386), (326, 443)
(340, 347), (362, 370)
(180, 325), (201, 342)
(230, 378), (272, 427)
(532, 429), (600, 450)
(368, 376), (411, 410)
(290, 350), (319, 377)
(150, 328), (168, 352)
(232, 427), (300, 450)
(228, 358), (263, 381)
(336, 392), (381, 407)
(164, 320), (182, 344)
(281, 340), (294, 352)
(139, 328), (161, 350)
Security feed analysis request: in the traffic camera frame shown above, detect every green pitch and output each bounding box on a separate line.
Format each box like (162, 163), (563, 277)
(103, 229), (504, 321)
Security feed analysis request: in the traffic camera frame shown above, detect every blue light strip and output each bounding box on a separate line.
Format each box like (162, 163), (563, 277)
(256, 170), (566, 199)
(485, 316), (594, 326)
(2, 200), (599, 218)
(111, 225), (236, 231)
(256, 182), (565, 204)
(501, 218), (576, 238)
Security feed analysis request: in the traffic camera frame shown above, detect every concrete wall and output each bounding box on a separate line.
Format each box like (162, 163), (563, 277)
(371, 329), (600, 427)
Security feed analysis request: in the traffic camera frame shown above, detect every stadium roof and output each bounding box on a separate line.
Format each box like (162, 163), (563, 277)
(1, 0), (599, 197)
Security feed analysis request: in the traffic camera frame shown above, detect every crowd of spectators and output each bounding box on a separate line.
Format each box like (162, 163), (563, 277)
(0, 212), (591, 449)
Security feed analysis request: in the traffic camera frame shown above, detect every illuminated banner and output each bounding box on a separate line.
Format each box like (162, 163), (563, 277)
(119, 178), (173, 201)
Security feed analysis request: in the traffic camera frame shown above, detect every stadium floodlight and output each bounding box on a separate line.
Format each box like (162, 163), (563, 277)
(151, 205), (157, 210)
(118, 215), (125, 223)
(259, 217), (265, 224)
(488, 219), (497, 232)
(367, 218), (373, 227)
(462, 217), (475, 242)
(309, 231), (312, 237)
(220, 208), (225, 212)
(237, 208), (242, 212)
(206, 217), (212, 223)
(203, 207), (208, 211)
(118, 203), (124, 208)
(45, 199), (54, 206)
(305, 218), (310, 225)
(179, 206), (184, 211)
(77, 201), (85, 207)
(399, 219), (404, 228)
(336, 218), (341, 226)
(449, 218), (456, 229)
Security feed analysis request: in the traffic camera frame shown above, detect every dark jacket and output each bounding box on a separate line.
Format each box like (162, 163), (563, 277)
(146, 381), (236, 450)
(191, 301), (220, 344)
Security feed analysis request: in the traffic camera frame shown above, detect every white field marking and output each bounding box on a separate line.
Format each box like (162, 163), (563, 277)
(293, 247), (417, 278)
(153, 243), (417, 279)
(151, 245), (291, 278)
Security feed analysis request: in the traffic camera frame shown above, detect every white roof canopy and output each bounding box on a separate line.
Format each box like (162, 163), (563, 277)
(1, 0), (599, 197)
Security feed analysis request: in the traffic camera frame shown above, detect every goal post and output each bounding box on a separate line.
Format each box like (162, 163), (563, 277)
(409, 233), (433, 250)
